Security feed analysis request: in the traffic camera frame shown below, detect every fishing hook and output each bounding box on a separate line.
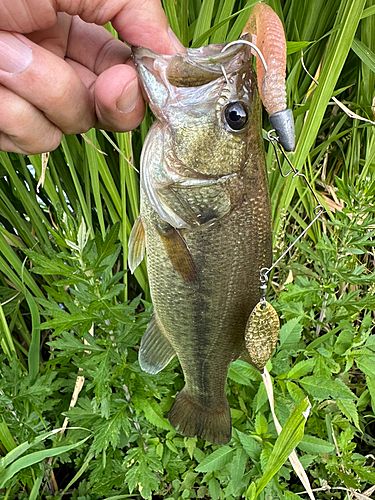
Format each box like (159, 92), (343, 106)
(221, 39), (268, 73)
(220, 63), (230, 85)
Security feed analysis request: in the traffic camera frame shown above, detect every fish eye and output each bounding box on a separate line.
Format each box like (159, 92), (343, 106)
(223, 101), (248, 131)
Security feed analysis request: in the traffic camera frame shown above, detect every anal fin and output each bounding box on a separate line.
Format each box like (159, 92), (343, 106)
(139, 315), (176, 374)
(128, 216), (145, 273)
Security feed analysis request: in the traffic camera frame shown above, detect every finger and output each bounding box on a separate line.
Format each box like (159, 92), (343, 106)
(112, 0), (184, 54)
(0, 32), (95, 134)
(0, 84), (62, 154)
(0, 1), (57, 32)
(66, 58), (96, 90)
(66, 16), (131, 75)
(54, 0), (184, 53)
(27, 12), (71, 57)
(0, 0), (184, 53)
(66, 57), (144, 132)
(94, 64), (145, 131)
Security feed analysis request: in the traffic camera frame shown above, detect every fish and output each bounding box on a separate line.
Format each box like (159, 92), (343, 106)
(129, 5), (294, 445)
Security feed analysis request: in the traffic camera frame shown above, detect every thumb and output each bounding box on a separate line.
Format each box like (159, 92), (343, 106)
(111, 0), (184, 54)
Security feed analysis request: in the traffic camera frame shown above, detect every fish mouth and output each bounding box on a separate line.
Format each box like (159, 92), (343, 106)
(132, 44), (251, 120)
(132, 43), (248, 89)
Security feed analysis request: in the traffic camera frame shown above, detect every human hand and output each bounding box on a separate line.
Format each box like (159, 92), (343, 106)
(0, 0), (183, 154)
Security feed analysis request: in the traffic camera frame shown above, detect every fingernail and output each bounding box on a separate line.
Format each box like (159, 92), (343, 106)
(116, 78), (140, 113)
(168, 28), (185, 53)
(0, 33), (32, 73)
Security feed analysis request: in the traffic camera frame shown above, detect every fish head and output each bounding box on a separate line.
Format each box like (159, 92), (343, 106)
(133, 44), (262, 177)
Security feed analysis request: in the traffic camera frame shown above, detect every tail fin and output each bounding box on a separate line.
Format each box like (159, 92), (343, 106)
(168, 388), (231, 444)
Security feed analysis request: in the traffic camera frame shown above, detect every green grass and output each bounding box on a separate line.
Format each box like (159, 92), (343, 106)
(0, 0), (374, 498)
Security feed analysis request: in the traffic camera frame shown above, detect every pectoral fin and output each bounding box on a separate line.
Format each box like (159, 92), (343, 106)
(128, 217), (145, 273)
(139, 314), (176, 374)
(141, 128), (189, 229)
(157, 224), (197, 282)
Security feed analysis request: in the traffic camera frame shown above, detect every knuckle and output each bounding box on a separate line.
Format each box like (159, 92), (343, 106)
(61, 110), (95, 135)
(45, 128), (63, 152)
(20, 127), (62, 154)
(44, 69), (75, 109)
(41, 68), (94, 133)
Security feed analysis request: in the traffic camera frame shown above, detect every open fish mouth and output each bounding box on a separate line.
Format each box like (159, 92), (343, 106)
(133, 17), (295, 152)
(132, 43), (246, 88)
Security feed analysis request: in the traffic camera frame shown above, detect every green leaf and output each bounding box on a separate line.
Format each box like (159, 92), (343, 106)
(236, 430), (261, 461)
(255, 398), (310, 495)
(48, 331), (104, 353)
(0, 419), (17, 452)
(193, 4), (253, 47)
(255, 413), (268, 436)
(246, 482), (257, 500)
(279, 318), (303, 350)
(337, 399), (360, 429)
(352, 465), (375, 484)
(0, 428), (63, 469)
(287, 40), (312, 55)
(294, 0), (367, 170)
(228, 359), (262, 386)
(356, 355), (375, 412)
(227, 448), (248, 496)
(29, 474), (43, 500)
(352, 38), (375, 72)
(195, 445), (234, 473)
(92, 410), (128, 455)
(192, 0), (215, 45)
(361, 5), (375, 18)
(287, 382), (307, 403)
(208, 477), (222, 500)
(298, 435), (335, 454)
(26, 292), (41, 381)
(287, 358), (316, 379)
(210, 0), (237, 43)
(142, 401), (174, 431)
(299, 376), (357, 401)
(0, 435), (90, 487)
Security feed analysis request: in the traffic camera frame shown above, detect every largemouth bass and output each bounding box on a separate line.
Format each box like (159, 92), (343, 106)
(129, 6), (294, 445)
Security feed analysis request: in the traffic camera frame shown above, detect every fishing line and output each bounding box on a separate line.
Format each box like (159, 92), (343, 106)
(244, 130), (324, 371)
(260, 130), (324, 287)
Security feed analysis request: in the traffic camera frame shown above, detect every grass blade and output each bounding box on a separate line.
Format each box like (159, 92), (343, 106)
(263, 368), (315, 499)
(0, 419), (17, 453)
(254, 397), (310, 495)
(29, 474), (43, 500)
(0, 301), (16, 360)
(352, 38), (375, 73)
(295, 0), (367, 169)
(0, 435), (90, 488)
(192, 0), (215, 45)
(26, 292), (41, 381)
(210, 0), (236, 43)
